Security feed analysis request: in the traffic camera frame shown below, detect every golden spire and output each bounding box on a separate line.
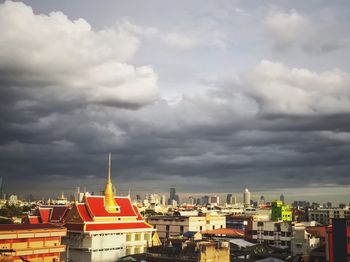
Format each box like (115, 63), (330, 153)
(104, 153), (119, 212)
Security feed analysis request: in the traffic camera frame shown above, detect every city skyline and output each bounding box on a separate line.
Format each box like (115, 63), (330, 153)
(1, 1), (350, 199)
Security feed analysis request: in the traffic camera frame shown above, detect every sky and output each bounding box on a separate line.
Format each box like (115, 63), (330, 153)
(1, 0), (350, 202)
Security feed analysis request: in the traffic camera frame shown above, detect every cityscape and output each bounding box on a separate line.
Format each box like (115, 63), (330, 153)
(1, 0), (350, 262)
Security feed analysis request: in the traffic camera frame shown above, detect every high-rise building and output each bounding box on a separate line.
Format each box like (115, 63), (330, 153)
(243, 188), (250, 207)
(232, 195), (237, 205)
(202, 195), (209, 206)
(226, 194), (233, 205)
(161, 194), (166, 206)
(259, 195), (265, 206)
(280, 194), (285, 204)
(168, 185), (179, 205)
(188, 196), (195, 205)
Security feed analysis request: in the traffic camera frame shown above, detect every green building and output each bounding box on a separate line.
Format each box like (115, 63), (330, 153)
(271, 200), (292, 221)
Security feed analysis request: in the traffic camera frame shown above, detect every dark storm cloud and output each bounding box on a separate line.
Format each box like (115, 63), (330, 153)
(1, 1), (350, 197)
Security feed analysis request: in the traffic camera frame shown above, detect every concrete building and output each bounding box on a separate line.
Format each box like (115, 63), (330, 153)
(0, 224), (66, 262)
(141, 239), (230, 262)
(308, 208), (350, 225)
(245, 220), (292, 249)
(226, 194), (233, 205)
(168, 185), (179, 205)
(147, 214), (226, 239)
(271, 201), (292, 221)
(279, 194), (285, 204)
(290, 222), (321, 256)
(243, 189), (250, 208)
(326, 218), (350, 262)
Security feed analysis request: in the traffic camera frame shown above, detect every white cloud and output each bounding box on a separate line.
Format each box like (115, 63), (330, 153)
(0, 1), (158, 108)
(264, 8), (350, 53)
(162, 32), (199, 49)
(264, 9), (309, 49)
(240, 60), (350, 115)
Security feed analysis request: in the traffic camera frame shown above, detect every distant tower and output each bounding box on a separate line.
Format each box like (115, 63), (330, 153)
(161, 194), (166, 205)
(280, 194), (285, 204)
(260, 195), (265, 206)
(243, 188), (251, 207)
(232, 195), (237, 205)
(168, 185), (177, 205)
(226, 194), (233, 205)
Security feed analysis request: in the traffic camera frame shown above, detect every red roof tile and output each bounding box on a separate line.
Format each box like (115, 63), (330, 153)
(132, 205), (143, 220)
(85, 196), (137, 218)
(28, 216), (40, 224)
(76, 203), (93, 222)
(38, 208), (51, 223)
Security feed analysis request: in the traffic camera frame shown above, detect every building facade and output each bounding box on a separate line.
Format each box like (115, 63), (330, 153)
(308, 208), (350, 225)
(243, 189), (250, 207)
(245, 220), (292, 249)
(271, 201), (292, 221)
(0, 224), (66, 262)
(148, 214), (226, 239)
(326, 218), (350, 262)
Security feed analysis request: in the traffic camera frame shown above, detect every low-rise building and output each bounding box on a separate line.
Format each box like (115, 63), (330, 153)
(245, 220), (292, 249)
(148, 214), (226, 239)
(0, 224), (66, 262)
(308, 208), (350, 225)
(271, 201), (292, 222)
(291, 222), (322, 256)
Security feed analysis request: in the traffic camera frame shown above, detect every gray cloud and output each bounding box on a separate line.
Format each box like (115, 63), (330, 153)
(0, 1), (350, 200)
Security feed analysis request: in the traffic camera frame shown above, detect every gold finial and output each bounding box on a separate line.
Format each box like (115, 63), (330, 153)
(104, 153), (119, 212)
(108, 152), (111, 183)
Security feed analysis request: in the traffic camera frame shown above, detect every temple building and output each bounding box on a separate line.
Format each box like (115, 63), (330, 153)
(63, 153), (158, 262)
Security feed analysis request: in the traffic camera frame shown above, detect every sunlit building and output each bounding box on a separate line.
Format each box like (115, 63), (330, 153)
(0, 224), (66, 262)
(63, 154), (157, 262)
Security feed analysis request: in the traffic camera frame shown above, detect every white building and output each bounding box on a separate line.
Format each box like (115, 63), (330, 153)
(243, 189), (251, 207)
(245, 220), (292, 249)
(8, 194), (18, 205)
(148, 214), (226, 239)
(64, 154), (157, 262)
(291, 222), (321, 256)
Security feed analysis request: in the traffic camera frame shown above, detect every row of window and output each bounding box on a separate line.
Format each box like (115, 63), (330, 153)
(250, 230), (291, 237)
(92, 247), (123, 252)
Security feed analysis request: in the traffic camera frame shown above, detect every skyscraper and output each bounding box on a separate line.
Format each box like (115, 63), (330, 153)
(243, 188), (251, 207)
(168, 185), (179, 205)
(226, 194), (233, 204)
(280, 194), (285, 204)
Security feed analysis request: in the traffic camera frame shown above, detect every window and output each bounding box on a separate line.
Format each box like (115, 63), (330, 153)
(126, 234), (132, 242)
(144, 233), (151, 241)
(166, 225), (170, 231)
(212, 225), (215, 230)
(180, 226), (184, 233)
(135, 233), (141, 241)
